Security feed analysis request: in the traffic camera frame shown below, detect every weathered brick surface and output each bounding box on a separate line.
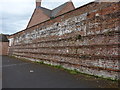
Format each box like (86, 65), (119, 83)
(8, 2), (120, 80)
(0, 42), (9, 55)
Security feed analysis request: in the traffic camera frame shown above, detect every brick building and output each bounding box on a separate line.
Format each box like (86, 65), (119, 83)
(0, 34), (9, 55)
(27, 0), (75, 28)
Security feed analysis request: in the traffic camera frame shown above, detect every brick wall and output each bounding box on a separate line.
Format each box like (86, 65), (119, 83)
(0, 42), (9, 55)
(8, 2), (120, 80)
(27, 8), (50, 28)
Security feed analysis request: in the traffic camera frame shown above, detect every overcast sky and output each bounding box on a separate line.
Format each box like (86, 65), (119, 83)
(0, 0), (95, 35)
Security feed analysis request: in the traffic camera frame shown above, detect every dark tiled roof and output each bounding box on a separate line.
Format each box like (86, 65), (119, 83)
(38, 7), (52, 17)
(39, 2), (68, 17)
(0, 34), (9, 42)
(51, 2), (67, 17)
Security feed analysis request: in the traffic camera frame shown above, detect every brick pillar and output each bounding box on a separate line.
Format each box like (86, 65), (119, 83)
(36, 0), (42, 8)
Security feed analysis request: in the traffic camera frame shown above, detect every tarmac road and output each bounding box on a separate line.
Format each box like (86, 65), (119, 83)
(0, 56), (2, 89)
(2, 56), (118, 88)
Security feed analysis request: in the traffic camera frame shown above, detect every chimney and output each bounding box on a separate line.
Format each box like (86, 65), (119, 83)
(68, 0), (72, 2)
(36, 0), (42, 8)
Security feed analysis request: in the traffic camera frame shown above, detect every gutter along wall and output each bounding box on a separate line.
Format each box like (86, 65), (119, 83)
(8, 2), (120, 80)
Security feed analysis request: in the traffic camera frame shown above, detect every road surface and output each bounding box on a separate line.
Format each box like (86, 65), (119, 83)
(2, 56), (118, 88)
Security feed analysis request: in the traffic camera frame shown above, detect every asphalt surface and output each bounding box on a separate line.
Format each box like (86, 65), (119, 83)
(2, 56), (118, 88)
(0, 56), (2, 89)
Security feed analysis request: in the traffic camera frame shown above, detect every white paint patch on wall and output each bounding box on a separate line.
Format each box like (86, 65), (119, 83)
(9, 38), (14, 46)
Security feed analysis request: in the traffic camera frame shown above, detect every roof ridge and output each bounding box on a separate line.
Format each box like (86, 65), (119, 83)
(51, 2), (68, 17)
(38, 1), (74, 17)
(52, 2), (67, 11)
(39, 6), (52, 11)
(38, 6), (52, 17)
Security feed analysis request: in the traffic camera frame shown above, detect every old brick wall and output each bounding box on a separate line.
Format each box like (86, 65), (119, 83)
(0, 42), (9, 55)
(9, 2), (120, 80)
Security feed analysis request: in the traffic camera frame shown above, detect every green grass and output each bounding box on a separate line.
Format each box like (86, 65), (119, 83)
(35, 61), (44, 64)
(34, 61), (80, 75)
(69, 70), (78, 74)
(53, 65), (62, 69)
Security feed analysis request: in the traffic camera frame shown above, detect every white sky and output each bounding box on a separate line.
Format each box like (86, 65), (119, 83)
(0, 0), (95, 34)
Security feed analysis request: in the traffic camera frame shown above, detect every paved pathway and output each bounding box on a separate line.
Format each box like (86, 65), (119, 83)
(2, 56), (118, 88)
